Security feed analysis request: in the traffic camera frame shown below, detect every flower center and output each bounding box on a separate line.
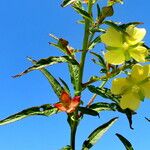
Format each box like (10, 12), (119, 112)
(122, 43), (129, 51)
(132, 84), (140, 93)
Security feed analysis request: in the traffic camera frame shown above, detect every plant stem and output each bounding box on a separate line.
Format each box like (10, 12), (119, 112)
(70, 1), (93, 149)
(70, 120), (78, 150)
(76, 0), (93, 95)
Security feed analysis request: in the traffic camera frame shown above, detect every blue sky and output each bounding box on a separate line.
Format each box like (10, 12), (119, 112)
(0, 0), (150, 150)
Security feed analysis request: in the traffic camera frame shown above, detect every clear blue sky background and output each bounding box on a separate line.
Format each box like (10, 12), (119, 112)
(0, 0), (150, 150)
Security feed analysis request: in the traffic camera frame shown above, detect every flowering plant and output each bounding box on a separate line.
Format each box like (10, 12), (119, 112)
(0, 0), (150, 149)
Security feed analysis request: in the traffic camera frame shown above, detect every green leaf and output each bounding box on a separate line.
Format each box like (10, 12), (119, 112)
(145, 117), (150, 122)
(40, 68), (64, 97)
(72, 6), (93, 22)
(13, 56), (78, 78)
(90, 28), (105, 33)
(116, 133), (134, 150)
(77, 20), (85, 24)
(82, 117), (118, 150)
(89, 102), (117, 113)
(60, 145), (72, 150)
(0, 104), (58, 126)
(88, 85), (120, 103)
(59, 77), (70, 95)
(61, 0), (75, 7)
(89, 36), (101, 50)
(107, 0), (123, 6)
(68, 63), (80, 92)
(97, 4), (101, 17)
(78, 107), (99, 116)
(27, 57), (64, 98)
(101, 6), (114, 18)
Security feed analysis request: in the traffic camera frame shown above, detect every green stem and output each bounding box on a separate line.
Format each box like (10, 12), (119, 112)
(76, 0), (93, 95)
(70, 1), (93, 149)
(70, 121), (78, 150)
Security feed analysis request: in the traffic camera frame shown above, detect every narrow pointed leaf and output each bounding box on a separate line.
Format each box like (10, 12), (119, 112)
(0, 104), (58, 126)
(13, 56), (77, 78)
(61, 0), (75, 7)
(116, 133), (134, 150)
(61, 145), (72, 150)
(89, 102), (117, 112)
(40, 68), (64, 97)
(72, 6), (93, 22)
(145, 117), (150, 122)
(27, 57), (64, 97)
(78, 107), (99, 116)
(97, 4), (101, 17)
(68, 63), (80, 92)
(82, 117), (118, 149)
(88, 85), (120, 103)
(59, 77), (70, 95)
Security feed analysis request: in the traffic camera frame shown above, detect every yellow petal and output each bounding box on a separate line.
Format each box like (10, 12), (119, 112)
(125, 25), (146, 45)
(141, 81), (150, 98)
(120, 92), (141, 110)
(111, 78), (130, 95)
(131, 64), (150, 82)
(105, 50), (125, 65)
(129, 45), (148, 63)
(101, 27), (123, 47)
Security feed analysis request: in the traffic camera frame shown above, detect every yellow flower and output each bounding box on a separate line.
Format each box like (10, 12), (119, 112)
(101, 25), (148, 65)
(111, 64), (150, 110)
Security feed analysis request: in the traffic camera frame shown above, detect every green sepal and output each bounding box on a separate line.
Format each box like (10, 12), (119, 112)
(78, 107), (99, 116)
(116, 107), (135, 130)
(72, 5), (93, 22)
(0, 104), (58, 126)
(82, 117), (118, 150)
(116, 133), (134, 150)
